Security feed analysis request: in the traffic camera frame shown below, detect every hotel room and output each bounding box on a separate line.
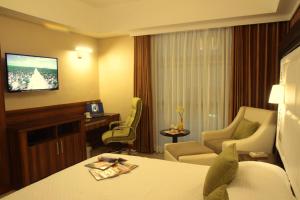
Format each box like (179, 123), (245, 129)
(0, 0), (300, 199)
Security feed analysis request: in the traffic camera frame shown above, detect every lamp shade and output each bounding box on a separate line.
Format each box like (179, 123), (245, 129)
(269, 84), (284, 104)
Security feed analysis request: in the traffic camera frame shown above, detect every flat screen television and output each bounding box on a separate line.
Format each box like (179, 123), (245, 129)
(5, 53), (59, 92)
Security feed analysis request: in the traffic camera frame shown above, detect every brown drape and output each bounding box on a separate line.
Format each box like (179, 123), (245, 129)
(231, 22), (289, 120)
(290, 6), (300, 29)
(0, 47), (10, 194)
(134, 36), (154, 153)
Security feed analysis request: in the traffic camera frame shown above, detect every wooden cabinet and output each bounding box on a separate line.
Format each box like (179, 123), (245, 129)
(59, 133), (85, 169)
(28, 139), (60, 183)
(8, 116), (86, 189)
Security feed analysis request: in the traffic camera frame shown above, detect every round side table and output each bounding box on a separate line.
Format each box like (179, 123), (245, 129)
(160, 129), (190, 143)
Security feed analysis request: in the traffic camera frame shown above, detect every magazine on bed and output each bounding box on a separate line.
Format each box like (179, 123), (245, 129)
(85, 156), (138, 181)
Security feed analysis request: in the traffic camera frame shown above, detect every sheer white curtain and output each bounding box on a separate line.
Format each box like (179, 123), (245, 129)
(151, 28), (233, 152)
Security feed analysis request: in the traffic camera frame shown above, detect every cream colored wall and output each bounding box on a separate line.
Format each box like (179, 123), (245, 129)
(0, 15), (134, 115)
(0, 15), (99, 110)
(98, 36), (134, 120)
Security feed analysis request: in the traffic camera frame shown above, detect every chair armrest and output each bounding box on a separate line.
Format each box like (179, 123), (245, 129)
(112, 125), (132, 130)
(201, 129), (233, 145)
(222, 123), (276, 154)
(109, 121), (125, 129)
(200, 107), (246, 145)
(111, 126), (135, 137)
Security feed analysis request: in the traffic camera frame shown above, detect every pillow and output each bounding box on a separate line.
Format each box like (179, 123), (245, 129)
(204, 185), (229, 200)
(232, 118), (260, 139)
(203, 143), (238, 197)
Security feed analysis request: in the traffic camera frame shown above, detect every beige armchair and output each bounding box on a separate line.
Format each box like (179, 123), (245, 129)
(164, 107), (277, 165)
(202, 106), (277, 154)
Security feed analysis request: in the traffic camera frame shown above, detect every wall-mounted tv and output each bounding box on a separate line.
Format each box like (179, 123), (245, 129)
(5, 53), (59, 92)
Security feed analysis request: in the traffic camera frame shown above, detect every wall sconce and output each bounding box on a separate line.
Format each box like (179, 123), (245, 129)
(269, 84), (284, 104)
(75, 46), (93, 59)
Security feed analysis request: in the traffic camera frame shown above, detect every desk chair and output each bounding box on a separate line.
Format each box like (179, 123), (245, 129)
(101, 97), (142, 153)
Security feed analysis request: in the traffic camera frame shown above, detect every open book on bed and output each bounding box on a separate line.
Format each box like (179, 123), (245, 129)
(85, 156), (138, 180)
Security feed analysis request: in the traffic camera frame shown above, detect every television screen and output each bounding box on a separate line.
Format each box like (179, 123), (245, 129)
(5, 53), (58, 92)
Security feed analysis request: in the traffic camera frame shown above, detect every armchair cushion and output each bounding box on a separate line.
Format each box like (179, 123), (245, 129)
(232, 118), (260, 140)
(203, 144), (238, 197)
(204, 185), (229, 200)
(205, 139), (232, 154)
(166, 141), (214, 159)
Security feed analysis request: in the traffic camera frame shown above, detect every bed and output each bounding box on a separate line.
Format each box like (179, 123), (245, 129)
(1, 153), (295, 200)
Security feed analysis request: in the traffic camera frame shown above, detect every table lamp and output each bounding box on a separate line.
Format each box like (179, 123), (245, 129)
(269, 84), (284, 104)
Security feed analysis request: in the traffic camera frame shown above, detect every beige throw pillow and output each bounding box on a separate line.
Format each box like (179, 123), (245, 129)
(232, 118), (260, 139)
(203, 144), (238, 197)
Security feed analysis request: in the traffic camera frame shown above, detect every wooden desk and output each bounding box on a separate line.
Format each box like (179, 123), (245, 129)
(84, 113), (120, 131)
(84, 113), (120, 147)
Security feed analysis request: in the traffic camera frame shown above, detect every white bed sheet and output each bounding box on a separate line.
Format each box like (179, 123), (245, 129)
(229, 161), (295, 200)
(2, 154), (295, 200)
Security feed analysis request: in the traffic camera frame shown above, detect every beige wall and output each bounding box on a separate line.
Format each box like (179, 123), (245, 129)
(0, 15), (99, 110)
(98, 36), (134, 120)
(0, 15), (134, 116)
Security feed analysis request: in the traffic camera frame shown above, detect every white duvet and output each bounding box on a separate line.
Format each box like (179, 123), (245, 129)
(2, 154), (295, 200)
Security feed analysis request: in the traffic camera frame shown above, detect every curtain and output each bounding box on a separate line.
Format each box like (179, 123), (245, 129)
(151, 28), (233, 152)
(290, 6), (300, 29)
(231, 22), (289, 120)
(0, 46), (10, 193)
(134, 36), (154, 153)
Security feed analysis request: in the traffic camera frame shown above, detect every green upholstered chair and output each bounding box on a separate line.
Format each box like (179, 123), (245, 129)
(102, 97), (142, 149)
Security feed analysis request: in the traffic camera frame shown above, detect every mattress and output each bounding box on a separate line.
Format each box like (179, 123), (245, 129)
(2, 154), (295, 200)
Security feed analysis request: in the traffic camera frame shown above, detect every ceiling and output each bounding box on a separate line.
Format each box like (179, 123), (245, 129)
(0, 0), (299, 38)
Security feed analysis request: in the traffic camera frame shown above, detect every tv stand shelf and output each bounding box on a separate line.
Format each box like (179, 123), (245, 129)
(7, 115), (86, 189)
